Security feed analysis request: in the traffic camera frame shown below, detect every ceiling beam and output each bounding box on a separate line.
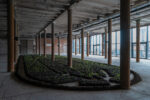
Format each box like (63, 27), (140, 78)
(73, 1), (150, 32)
(36, 0), (82, 36)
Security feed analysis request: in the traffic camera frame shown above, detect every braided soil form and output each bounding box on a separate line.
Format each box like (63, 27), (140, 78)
(15, 55), (142, 90)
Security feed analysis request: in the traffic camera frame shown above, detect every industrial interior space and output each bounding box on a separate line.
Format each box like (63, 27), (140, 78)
(1, 0), (150, 100)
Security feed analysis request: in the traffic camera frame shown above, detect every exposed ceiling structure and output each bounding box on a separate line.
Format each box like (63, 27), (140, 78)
(14, 0), (150, 38)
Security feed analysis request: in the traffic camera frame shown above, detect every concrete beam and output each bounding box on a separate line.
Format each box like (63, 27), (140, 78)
(37, 0), (81, 36)
(73, 1), (150, 32)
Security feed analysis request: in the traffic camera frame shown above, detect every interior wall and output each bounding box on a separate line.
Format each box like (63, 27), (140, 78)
(0, 39), (8, 72)
(0, 0), (8, 72)
(20, 40), (34, 55)
(19, 37), (67, 55)
(39, 37), (67, 55)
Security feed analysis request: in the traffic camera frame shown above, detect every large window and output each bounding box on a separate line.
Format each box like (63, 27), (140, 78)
(131, 26), (148, 59)
(116, 31), (120, 56)
(73, 25), (150, 60)
(97, 35), (100, 55)
(90, 34), (103, 55)
(132, 28), (136, 58)
(112, 32), (116, 56)
(140, 26), (147, 58)
(148, 26), (150, 59)
(84, 37), (87, 54)
(72, 39), (75, 53)
(99, 34), (102, 56)
(77, 38), (79, 54)
(91, 36), (94, 55)
(93, 35), (97, 55)
(140, 26), (147, 42)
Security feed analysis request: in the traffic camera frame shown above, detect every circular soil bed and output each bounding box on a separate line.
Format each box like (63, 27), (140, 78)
(15, 55), (142, 91)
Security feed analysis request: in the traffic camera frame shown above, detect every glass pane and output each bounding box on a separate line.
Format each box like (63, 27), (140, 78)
(140, 26), (147, 42)
(133, 44), (136, 58)
(97, 46), (99, 55)
(94, 35), (96, 45)
(116, 31), (120, 56)
(149, 26), (150, 41)
(84, 37), (87, 54)
(100, 34), (102, 55)
(112, 44), (116, 56)
(112, 32), (116, 57)
(133, 28), (136, 43)
(117, 44), (120, 56)
(94, 45), (97, 55)
(140, 44), (146, 58)
(77, 39), (79, 53)
(91, 36), (93, 55)
(97, 35), (100, 44)
(148, 26), (150, 59)
(112, 32), (116, 43)
(148, 42), (150, 59)
(117, 31), (120, 43)
(72, 39), (75, 53)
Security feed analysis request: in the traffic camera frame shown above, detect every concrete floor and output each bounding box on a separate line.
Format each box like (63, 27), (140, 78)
(0, 54), (150, 100)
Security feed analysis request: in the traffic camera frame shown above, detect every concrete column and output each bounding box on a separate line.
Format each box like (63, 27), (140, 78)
(39, 33), (41, 55)
(14, 21), (16, 63)
(14, 21), (19, 63)
(8, 0), (15, 72)
(51, 23), (55, 62)
(75, 35), (77, 55)
(14, 39), (16, 63)
(89, 36), (91, 55)
(105, 28), (108, 59)
(36, 35), (38, 54)
(67, 8), (72, 67)
(81, 29), (84, 60)
(102, 34), (104, 56)
(120, 0), (130, 89)
(58, 36), (60, 56)
(34, 37), (36, 54)
(16, 25), (19, 63)
(79, 38), (80, 54)
(87, 33), (90, 57)
(44, 29), (46, 57)
(136, 20), (140, 62)
(108, 19), (112, 65)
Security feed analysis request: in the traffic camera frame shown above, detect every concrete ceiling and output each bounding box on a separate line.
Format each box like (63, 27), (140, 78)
(87, 6), (150, 34)
(14, 0), (149, 38)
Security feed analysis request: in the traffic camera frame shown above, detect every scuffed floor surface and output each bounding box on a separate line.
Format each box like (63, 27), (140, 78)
(0, 54), (150, 100)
